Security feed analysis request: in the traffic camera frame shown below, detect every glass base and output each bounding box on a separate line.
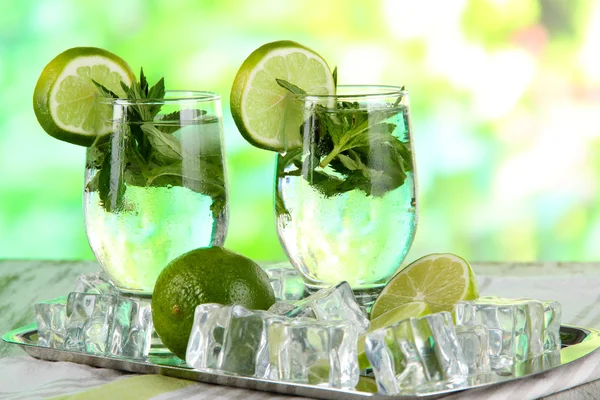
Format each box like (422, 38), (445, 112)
(115, 287), (153, 299)
(304, 283), (383, 310)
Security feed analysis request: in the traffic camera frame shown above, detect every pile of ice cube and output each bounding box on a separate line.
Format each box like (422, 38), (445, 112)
(184, 270), (562, 392)
(366, 297), (562, 394)
(35, 272), (153, 359)
(186, 281), (368, 389)
(34, 267), (563, 394)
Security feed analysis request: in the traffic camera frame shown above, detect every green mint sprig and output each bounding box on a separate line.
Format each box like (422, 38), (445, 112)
(88, 69), (226, 217)
(276, 78), (412, 198)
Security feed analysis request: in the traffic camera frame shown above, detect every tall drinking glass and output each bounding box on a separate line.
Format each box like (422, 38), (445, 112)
(275, 86), (417, 305)
(84, 91), (228, 296)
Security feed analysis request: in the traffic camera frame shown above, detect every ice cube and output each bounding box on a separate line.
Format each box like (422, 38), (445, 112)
(220, 305), (280, 377)
(62, 292), (154, 359)
(267, 318), (360, 389)
(542, 300), (562, 352)
(264, 267), (305, 301)
(454, 297), (560, 374)
(186, 304), (232, 369)
(366, 330), (426, 393)
(186, 303), (361, 389)
(267, 301), (297, 315)
(186, 304), (283, 377)
(365, 312), (468, 395)
(514, 350), (561, 377)
(35, 297), (67, 348)
(108, 296), (153, 359)
(455, 325), (490, 376)
(269, 282), (369, 335)
(63, 292), (116, 354)
(74, 272), (115, 294)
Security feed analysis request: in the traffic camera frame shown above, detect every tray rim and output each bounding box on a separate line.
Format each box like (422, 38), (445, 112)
(4, 323), (600, 399)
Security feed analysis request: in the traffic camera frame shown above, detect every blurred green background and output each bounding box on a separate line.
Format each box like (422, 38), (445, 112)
(1, 0), (600, 263)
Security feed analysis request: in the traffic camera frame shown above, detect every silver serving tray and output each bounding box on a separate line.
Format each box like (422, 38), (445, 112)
(3, 324), (600, 399)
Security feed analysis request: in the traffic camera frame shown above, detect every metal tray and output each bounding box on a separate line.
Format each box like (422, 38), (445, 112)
(4, 324), (600, 399)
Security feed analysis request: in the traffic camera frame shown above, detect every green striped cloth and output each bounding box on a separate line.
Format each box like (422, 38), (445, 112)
(0, 357), (311, 399)
(2, 350), (600, 400)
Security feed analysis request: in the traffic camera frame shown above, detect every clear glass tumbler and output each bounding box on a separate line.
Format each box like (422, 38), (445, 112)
(275, 85), (417, 305)
(84, 91), (228, 296)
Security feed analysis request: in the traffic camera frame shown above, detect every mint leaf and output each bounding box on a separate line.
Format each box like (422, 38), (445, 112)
(120, 81), (131, 97)
(337, 153), (362, 171)
(139, 67), (149, 96)
(88, 69), (227, 218)
(276, 79), (306, 95)
(156, 109), (209, 134)
(141, 123), (183, 161)
(332, 66), (337, 88)
(97, 144), (125, 211)
(91, 80), (119, 99)
(145, 158), (227, 216)
(275, 79), (413, 198)
(393, 86), (405, 107)
(148, 77), (165, 99)
(147, 77), (165, 117)
(275, 189), (290, 218)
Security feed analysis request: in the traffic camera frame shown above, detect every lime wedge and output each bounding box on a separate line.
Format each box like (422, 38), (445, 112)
(355, 376), (378, 393)
(357, 300), (431, 370)
(230, 40), (335, 152)
(33, 47), (136, 146)
(370, 253), (479, 319)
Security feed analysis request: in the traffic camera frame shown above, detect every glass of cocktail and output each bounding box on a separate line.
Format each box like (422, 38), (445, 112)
(84, 91), (228, 296)
(275, 85), (417, 306)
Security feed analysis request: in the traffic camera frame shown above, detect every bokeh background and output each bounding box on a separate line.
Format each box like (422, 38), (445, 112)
(1, 0), (599, 264)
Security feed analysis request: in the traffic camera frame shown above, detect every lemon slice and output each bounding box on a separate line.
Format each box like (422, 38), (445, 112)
(33, 47), (136, 146)
(230, 40), (335, 152)
(357, 300), (432, 370)
(370, 253), (479, 319)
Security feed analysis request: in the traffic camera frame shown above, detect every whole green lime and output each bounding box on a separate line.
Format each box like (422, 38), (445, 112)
(152, 247), (276, 360)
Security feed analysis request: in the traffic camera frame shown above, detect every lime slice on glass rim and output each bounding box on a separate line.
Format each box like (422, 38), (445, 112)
(357, 300), (432, 370)
(230, 40), (335, 152)
(33, 47), (136, 146)
(370, 253), (480, 319)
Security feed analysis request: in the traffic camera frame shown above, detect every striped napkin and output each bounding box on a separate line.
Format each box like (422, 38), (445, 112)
(0, 356), (312, 400)
(0, 350), (599, 399)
